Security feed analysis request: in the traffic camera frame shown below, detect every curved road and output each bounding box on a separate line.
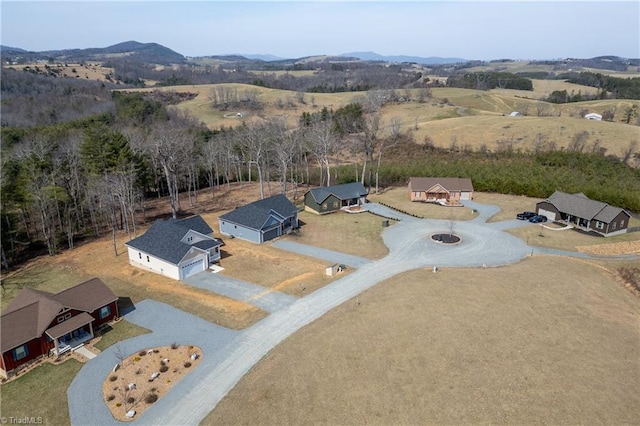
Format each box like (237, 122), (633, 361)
(68, 201), (636, 425)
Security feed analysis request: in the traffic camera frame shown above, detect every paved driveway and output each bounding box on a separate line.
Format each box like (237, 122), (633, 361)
(68, 201), (637, 425)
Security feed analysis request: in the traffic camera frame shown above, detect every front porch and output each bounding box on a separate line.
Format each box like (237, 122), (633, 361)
(45, 312), (95, 356)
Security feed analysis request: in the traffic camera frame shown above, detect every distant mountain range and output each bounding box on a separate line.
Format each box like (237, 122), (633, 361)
(339, 51), (466, 64)
(2, 41), (636, 69)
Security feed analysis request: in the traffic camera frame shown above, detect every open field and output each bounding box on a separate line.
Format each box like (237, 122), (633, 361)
(6, 62), (114, 81)
(120, 82), (640, 158)
(207, 255), (640, 425)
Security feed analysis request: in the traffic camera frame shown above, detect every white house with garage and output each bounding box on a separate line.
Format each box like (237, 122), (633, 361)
(125, 215), (223, 280)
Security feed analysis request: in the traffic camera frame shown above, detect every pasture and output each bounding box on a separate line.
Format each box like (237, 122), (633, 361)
(206, 255), (640, 425)
(120, 81), (640, 159)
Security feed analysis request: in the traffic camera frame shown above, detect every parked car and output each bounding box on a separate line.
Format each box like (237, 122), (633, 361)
(517, 211), (536, 220)
(529, 215), (548, 223)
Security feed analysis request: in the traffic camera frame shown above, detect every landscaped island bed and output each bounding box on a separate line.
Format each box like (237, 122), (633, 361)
(103, 344), (202, 421)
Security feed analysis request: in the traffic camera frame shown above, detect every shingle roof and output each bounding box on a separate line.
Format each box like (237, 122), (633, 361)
(125, 215), (219, 265)
(219, 195), (297, 231)
(306, 182), (368, 204)
(408, 177), (474, 192)
(1, 278), (116, 352)
(178, 216), (213, 236)
(53, 277), (118, 313)
(544, 191), (628, 223)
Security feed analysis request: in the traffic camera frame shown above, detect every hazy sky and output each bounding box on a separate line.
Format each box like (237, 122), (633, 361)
(1, 1), (639, 60)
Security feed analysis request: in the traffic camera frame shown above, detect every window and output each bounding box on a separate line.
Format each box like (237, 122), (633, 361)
(57, 316), (65, 323)
(612, 222), (616, 230)
(65, 312), (72, 320)
(99, 305), (111, 319)
(620, 220), (625, 228)
(146, 255), (150, 262)
(139, 252), (142, 259)
(322, 203), (327, 210)
(333, 201), (339, 208)
(187, 236), (193, 242)
(595, 222), (604, 230)
(13, 345), (28, 361)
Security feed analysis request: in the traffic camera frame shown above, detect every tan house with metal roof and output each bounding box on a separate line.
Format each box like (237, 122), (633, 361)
(0, 278), (118, 378)
(536, 191), (630, 237)
(408, 177), (474, 206)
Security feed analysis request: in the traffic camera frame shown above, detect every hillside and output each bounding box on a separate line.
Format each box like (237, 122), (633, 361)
(121, 82), (640, 160)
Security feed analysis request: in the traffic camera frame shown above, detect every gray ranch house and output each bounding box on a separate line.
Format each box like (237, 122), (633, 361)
(219, 194), (298, 244)
(304, 182), (368, 215)
(126, 215), (223, 280)
(536, 191), (630, 237)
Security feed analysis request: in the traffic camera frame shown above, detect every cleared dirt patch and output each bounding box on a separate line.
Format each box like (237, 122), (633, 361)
(207, 256), (640, 425)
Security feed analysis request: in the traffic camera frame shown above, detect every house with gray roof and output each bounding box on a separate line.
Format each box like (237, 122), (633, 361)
(219, 194), (298, 244)
(408, 177), (474, 206)
(304, 182), (368, 215)
(536, 191), (630, 236)
(125, 215), (222, 280)
(1, 278), (118, 378)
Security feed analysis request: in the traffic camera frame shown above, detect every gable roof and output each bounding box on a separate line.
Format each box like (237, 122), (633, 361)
(125, 215), (219, 265)
(306, 182), (368, 204)
(542, 191), (629, 223)
(1, 278), (117, 352)
(219, 194), (297, 231)
(408, 177), (474, 192)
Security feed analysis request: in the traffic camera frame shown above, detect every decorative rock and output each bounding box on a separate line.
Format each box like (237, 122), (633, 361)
(162, 358), (169, 364)
(127, 383), (136, 390)
(112, 363), (120, 372)
(125, 410), (136, 418)
(149, 372), (160, 381)
(147, 350), (154, 355)
(190, 353), (199, 361)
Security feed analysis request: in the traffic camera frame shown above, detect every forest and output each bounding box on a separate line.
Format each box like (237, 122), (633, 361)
(1, 59), (639, 269)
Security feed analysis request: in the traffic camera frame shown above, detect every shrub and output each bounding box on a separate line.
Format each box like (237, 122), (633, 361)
(134, 357), (141, 362)
(109, 375), (118, 382)
(171, 343), (179, 349)
(116, 403), (122, 407)
(139, 350), (147, 356)
(107, 394), (116, 401)
(145, 393), (159, 404)
(135, 368), (142, 375)
(126, 397), (135, 404)
(184, 362), (192, 368)
(159, 365), (169, 373)
(153, 349), (159, 353)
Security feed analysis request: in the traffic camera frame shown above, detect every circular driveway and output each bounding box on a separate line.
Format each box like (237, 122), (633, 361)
(68, 201), (633, 425)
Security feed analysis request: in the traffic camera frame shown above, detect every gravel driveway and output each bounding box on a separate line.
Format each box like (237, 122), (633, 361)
(68, 201), (637, 425)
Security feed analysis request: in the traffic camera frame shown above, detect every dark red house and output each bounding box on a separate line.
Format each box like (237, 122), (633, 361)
(0, 278), (118, 378)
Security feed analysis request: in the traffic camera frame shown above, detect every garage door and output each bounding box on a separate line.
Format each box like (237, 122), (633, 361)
(460, 191), (471, 200)
(263, 227), (279, 242)
(538, 208), (556, 221)
(181, 259), (204, 279)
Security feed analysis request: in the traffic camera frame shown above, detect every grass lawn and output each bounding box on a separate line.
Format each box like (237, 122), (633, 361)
(206, 256), (640, 425)
(93, 319), (151, 351)
(284, 210), (393, 260)
(1, 359), (83, 426)
(473, 191), (544, 222)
